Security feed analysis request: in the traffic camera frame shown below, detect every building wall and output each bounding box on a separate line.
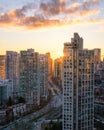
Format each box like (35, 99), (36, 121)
(39, 54), (48, 99)
(46, 52), (52, 76)
(62, 33), (94, 130)
(6, 51), (19, 96)
(93, 48), (101, 73)
(0, 55), (6, 79)
(19, 49), (40, 105)
(0, 79), (12, 104)
(54, 57), (63, 80)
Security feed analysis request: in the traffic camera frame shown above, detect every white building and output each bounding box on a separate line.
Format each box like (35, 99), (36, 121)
(12, 103), (26, 116)
(62, 33), (94, 130)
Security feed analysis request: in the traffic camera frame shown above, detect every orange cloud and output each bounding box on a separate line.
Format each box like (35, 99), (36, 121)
(80, 9), (100, 17)
(0, 0), (102, 30)
(87, 18), (104, 24)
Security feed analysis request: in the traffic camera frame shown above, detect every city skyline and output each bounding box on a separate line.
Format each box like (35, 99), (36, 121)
(0, 32), (104, 130)
(0, 0), (104, 59)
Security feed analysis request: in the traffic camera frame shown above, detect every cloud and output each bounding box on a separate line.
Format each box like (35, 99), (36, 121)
(87, 18), (104, 24)
(0, 6), (3, 11)
(0, 0), (102, 30)
(40, 0), (100, 16)
(40, 0), (66, 16)
(79, 9), (100, 17)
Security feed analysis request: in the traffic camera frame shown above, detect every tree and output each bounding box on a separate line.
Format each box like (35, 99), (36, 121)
(45, 127), (48, 130)
(7, 96), (14, 106)
(18, 96), (25, 103)
(44, 122), (62, 130)
(12, 121), (34, 130)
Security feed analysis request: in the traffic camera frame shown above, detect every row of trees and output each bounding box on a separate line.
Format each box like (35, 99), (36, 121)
(10, 121), (34, 130)
(44, 122), (62, 130)
(0, 96), (26, 108)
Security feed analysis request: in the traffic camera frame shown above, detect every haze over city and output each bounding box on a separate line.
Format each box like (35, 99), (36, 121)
(0, 0), (104, 59)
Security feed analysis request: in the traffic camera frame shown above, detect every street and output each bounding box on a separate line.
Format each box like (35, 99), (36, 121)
(1, 77), (62, 130)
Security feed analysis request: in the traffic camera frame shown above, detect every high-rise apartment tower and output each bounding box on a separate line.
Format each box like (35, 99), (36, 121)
(62, 33), (94, 130)
(19, 49), (40, 105)
(6, 51), (19, 96)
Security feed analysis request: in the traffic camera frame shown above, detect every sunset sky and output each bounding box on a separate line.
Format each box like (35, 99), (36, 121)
(0, 0), (104, 59)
